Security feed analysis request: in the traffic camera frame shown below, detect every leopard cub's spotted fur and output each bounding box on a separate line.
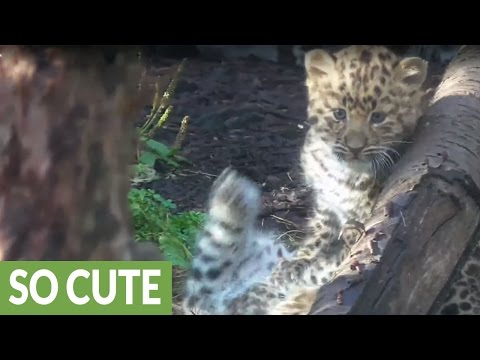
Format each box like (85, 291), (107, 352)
(182, 168), (293, 314)
(432, 243), (480, 315)
(183, 45), (430, 315)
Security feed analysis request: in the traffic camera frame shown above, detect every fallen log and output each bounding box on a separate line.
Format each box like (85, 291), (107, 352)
(309, 45), (480, 315)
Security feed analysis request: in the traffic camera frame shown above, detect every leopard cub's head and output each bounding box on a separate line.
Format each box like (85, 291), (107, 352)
(304, 45), (429, 169)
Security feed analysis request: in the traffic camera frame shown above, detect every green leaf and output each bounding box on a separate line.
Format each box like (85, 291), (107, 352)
(145, 139), (172, 158)
(174, 154), (188, 163)
(139, 151), (157, 167)
(165, 158), (180, 168)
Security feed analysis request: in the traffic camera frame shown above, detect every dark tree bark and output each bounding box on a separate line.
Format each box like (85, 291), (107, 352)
(309, 45), (480, 315)
(0, 46), (153, 261)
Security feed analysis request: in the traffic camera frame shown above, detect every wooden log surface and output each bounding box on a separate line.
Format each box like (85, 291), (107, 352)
(309, 45), (480, 315)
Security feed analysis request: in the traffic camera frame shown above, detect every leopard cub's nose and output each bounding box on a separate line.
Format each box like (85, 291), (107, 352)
(344, 131), (367, 156)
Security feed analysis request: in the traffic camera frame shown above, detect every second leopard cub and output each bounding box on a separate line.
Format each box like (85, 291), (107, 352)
(183, 45), (430, 315)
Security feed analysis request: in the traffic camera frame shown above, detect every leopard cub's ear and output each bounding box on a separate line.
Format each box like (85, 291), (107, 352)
(304, 49), (336, 78)
(394, 57), (428, 87)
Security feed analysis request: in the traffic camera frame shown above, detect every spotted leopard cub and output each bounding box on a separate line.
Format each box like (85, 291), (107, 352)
(182, 168), (292, 315)
(183, 45), (430, 315)
(280, 45), (430, 291)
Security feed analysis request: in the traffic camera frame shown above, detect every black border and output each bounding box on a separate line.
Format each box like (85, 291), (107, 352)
(0, 5), (475, 44)
(1, 314), (477, 357)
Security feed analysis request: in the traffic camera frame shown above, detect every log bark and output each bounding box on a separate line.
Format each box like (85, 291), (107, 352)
(0, 46), (153, 261)
(309, 45), (480, 315)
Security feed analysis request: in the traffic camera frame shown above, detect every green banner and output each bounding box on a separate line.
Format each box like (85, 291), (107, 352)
(0, 261), (172, 315)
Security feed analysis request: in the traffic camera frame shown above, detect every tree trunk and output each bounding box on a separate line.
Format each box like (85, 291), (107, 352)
(0, 46), (152, 261)
(309, 45), (480, 315)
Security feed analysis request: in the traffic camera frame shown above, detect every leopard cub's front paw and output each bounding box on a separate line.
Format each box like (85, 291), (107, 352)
(339, 219), (365, 248)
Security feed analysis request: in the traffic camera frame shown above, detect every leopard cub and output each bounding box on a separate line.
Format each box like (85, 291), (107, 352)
(183, 45), (430, 315)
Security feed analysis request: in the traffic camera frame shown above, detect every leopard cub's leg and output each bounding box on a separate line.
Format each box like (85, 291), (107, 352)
(233, 211), (367, 315)
(271, 206), (353, 289)
(231, 209), (348, 315)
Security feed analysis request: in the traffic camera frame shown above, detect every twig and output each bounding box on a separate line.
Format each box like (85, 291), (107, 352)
(400, 211), (406, 227)
(270, 214), (298, 228)
(287, 172), (294, 182)
(275, 229), (306, 241)
(182, 169), (218, 178)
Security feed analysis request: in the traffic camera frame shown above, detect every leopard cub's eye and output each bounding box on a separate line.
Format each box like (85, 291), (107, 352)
(370, 112), (386, 125)
(333, 108), (347, 121)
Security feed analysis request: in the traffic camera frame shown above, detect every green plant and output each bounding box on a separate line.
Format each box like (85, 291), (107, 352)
(128, 188), (206, 268)
(136, 58), (188, 170)
(138, 137), (187, 169)
(128, 56), (204, 269)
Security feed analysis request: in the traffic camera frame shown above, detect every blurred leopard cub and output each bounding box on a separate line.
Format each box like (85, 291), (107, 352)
(183, 45), (429, 314)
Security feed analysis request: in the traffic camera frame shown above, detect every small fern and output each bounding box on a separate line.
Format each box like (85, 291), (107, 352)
(128, 188), (205, 268)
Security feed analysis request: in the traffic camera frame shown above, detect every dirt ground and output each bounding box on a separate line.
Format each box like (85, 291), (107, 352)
(151, 57), (314, 229)
(141, 53), (446, 313)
